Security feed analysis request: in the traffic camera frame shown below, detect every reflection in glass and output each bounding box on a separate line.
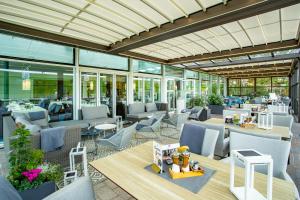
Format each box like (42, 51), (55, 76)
(154, 79), (161, 102)
(81, 72), (97, 107)
(0, 61), (73, 122)
(144, 78), (152, 103)
(134, 78), (143, 102)
(116, 75), (127, 119)
(100, 74), (113, 116)
(185, 80), (194, 108)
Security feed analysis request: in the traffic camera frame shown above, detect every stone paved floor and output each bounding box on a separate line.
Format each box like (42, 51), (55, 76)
(1, 116), (299, 199)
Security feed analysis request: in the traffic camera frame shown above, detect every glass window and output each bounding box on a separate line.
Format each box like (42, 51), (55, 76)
(133, 78), (143, 102)
(144, 78), (153, 103)
(79, 49), (128, 70)
(0, 33), (74, 64)
(249, 52), (272, 59)
(272, 77), (289, 87)
(229, 79), (240, 87)
(273, 48), (300, 56)
(229, 88), (240, 96)
(0, 61), (73, 121)
(185, 70), (199, 79)
(116, 75), (127, 119)
(185, 80), (195, 107)
(256, 78), (271, 86)
(229, 55), (249, 61)
(212, 76), (218, 94)
(219, 78), (224, 96)
(201, 80), (209, 95)
(81, 72), (97, 107)
(154, 79), (161, 102)
(133, 59), (161, 74)
(241, 79), (254, 87)
(100, 74), (113, 116)
(165, 65), (184, 78)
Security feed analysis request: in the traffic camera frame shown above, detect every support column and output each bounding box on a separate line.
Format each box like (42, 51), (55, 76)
(112, 74), (116, 117)
(217, 76), (220, 95)
(209, 75), (212, 95)
(128, 59), (134, 104)
(198, 73), (202, 96)
(73, 48), (80, 120)
(161, 65), (167, 103)
(2, 61), (9, 100)
(224, 77), (227, 96)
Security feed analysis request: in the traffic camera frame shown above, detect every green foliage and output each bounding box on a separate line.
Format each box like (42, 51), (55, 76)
(189, 95), (207, 108)
(208, 94), (224, 106)
(8, 125), (62, 191)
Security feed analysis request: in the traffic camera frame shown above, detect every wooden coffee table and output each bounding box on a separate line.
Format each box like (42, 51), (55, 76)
(90, 141), (295, 200)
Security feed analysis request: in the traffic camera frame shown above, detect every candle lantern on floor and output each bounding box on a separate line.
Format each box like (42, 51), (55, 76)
(258, 112), (273, 130)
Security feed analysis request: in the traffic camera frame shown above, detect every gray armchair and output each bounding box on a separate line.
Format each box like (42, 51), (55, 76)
(96, 122), (138, 150)
(191, 121), (229, 158)
(135, 114), (165, 140)
(179, 123), (219, 159)
(161, 113), (189, 138)
(188, 106), (203, 120)
(221, 132), (299, 200)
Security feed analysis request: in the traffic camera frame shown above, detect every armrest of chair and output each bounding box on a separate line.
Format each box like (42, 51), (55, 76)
(43, 177), (96, 200)
(280, 171), (300, 200)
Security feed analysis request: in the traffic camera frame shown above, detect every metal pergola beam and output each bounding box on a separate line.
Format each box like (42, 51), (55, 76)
(109, 0), (300, 53)
(169, 40), (299, 65)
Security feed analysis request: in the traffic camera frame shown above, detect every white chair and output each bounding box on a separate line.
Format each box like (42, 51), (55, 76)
(221, 132), (299, 200)
(179, 123), (219, 159)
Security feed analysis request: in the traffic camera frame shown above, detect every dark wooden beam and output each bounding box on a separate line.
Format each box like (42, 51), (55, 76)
(227, 72), (289, 78)
(0, 20), (109, 52)
(218, 68), (290, 76)
(109, 0), (300, 53)
(169, 40), (298, 65)
(206, 63), (291, 73)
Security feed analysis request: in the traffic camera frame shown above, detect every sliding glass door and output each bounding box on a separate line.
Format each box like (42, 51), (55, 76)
(133, 77), (161, 103)
(80, 70), (127, 117)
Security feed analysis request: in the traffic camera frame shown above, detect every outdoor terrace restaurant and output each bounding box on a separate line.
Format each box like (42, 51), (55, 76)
(1, 0), (300, 200)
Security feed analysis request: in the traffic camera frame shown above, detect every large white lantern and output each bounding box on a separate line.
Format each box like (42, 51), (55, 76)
(230, 149), (273, 200)
(258, 112), (273, 130)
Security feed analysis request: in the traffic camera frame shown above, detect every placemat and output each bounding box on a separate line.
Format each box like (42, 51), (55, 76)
(144, 163), (216, 194)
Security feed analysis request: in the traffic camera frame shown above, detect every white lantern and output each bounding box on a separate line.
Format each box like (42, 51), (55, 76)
(230, 149), (273, 200)
(258, 112), (273, 130)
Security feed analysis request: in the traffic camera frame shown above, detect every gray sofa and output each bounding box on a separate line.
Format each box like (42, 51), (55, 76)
(3, 115), (81, 166)
(126, 102), (168, 122)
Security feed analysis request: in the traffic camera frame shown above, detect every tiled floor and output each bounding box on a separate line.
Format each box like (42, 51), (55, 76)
(1, 117), (300, 200)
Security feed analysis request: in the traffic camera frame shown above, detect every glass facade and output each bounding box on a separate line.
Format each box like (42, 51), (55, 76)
(133, 59), (161, 74)
(228, 77), (289, 97)
(0, 61), (73, 122)
(81, 72), (97, 107)
(133, 77), (161, 103)
(79, 49), (128, 70)
(0, 33), (73, 64)
(100, 74), (113, 116)
(201, 73), (210, 95)
(165, 65), (184, 78)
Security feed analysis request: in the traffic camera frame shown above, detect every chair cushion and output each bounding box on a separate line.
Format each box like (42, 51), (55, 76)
(50, 120), (89, 129)
(127, 113), (150, 120)
(28, 111), (45, 121)
(146, 103), (157, 112)
(128, 103), (145, 114)
(28, 111), (49, 128)
(0, 176), (22, 200)
(15, 117), (41, 133)
(82, 106), (108, 120)
(180, 123), (206, 155)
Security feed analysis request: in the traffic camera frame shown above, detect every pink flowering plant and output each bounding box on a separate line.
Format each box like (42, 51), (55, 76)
(7, 124), (62, 191)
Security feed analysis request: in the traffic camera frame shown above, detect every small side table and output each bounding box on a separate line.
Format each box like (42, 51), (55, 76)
(95, 123), (117, 138)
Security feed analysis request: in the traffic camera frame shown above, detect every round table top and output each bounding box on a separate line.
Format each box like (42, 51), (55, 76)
(95, 123), (116, 130)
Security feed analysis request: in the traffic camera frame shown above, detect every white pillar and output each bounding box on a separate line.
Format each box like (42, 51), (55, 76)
(161, 65), (167, 103)
(217, 76), (220, 95)
(224, 78), (227, 96)
(209, 75), (213, 95)
(199, 73), (202, 96)
(128, 59), (134, 104)
(73, 48), (80, 120)
(112, 74), (117, 117)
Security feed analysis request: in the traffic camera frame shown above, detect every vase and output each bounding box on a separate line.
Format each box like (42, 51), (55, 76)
(18, 181), (56, 200)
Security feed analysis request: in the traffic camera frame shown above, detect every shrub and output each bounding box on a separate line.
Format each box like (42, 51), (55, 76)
(189, 95), (207, 107)
(208, 94), (224, 106)
(7, 124), (63, 191)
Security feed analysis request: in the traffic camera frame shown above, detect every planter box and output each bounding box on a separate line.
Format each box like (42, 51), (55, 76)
(19, 181), (56, 200)
(199, 109), (211, 121)
(208, 105), (225, 115)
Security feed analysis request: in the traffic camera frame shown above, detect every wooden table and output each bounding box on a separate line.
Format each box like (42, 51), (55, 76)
(205, 118), (290, 140)
(90, 141), (295, 200)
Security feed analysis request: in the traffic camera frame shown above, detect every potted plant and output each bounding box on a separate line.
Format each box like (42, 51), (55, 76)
(7, 124), (63, 200)
(208, 94), (225, 115)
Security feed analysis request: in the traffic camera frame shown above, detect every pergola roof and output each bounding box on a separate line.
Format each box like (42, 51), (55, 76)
(0, 0), (299, 76)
